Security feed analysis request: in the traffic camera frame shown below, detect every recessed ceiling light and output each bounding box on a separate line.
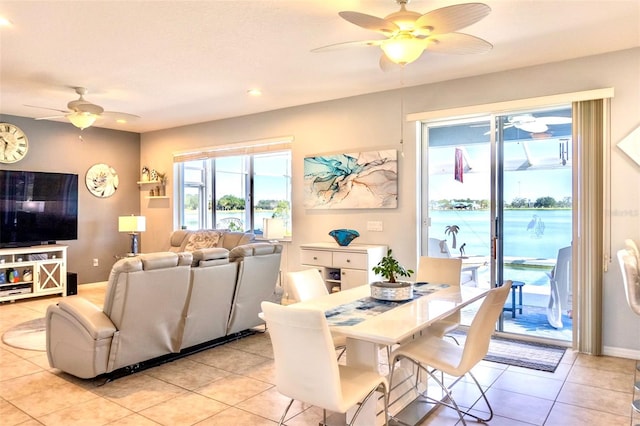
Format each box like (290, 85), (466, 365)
(0, 17), (12, 27)
(247, 89), (262, 96)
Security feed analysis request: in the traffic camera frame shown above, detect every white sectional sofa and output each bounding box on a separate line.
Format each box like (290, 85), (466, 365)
(46, 239), (283, 379)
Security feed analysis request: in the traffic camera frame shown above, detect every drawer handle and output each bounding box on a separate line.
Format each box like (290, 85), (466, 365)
(342, 271), (346, 275)
(346, 259), (351, 263)
(313, 256), (317, 260)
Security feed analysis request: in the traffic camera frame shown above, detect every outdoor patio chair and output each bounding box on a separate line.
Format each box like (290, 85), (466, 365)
(546, 246), (571, 328)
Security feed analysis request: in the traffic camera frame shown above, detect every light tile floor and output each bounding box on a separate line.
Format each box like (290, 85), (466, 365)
(0, 283), (637, 425)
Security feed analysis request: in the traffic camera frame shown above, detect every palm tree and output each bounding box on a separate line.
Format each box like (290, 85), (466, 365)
(444, 225), (460, 249)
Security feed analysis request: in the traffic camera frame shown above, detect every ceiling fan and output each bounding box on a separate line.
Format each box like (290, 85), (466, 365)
(313, 0), (493, 70)
(500, 114), (572, 134)
(25, 87), (140, 130)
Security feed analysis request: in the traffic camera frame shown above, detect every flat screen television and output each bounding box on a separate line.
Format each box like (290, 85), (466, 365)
(0, 170), (78, 248)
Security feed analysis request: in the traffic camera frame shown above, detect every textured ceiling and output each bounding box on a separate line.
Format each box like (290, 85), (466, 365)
(0, 0), (638, 133)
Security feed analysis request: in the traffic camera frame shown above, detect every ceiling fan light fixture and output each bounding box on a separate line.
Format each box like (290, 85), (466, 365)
(67, 111), (97, 130)
(381, 34), (425, 65)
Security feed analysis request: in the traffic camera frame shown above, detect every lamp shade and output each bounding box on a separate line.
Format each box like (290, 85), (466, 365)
(118, 216), (146, 233)
(263, 218), (285, 240)
(381, 34), (426, 65)
(67, 112), (97, 130)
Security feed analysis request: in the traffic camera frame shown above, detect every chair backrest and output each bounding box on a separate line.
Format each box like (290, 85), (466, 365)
(416, 256), (462, 287)
(428, 238), (452, 258)
(226, 243), (283, 335)
(102, 252), (193, 371)
(458, 281), (512, 372)
(617, 246), (640, 316)
(552, 246), (572, 312)
(261, 301), (344, 411)
(287, 269), (328, 302)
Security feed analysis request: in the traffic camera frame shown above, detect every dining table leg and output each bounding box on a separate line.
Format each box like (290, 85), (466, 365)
(345, 338), (425, 425)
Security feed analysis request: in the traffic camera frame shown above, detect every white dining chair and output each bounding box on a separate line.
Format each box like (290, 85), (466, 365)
(288, 268), (330, 302)
(416, 256), (463, 342)
(388, 281), (512, 425)
(287, 269), (347, 359)
(261, 301), (389, 426)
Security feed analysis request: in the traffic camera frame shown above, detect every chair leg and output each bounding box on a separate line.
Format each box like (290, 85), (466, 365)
(465, 371), (494, 422)
(278, 398), (294, 426)
(336, 345), (346, 361)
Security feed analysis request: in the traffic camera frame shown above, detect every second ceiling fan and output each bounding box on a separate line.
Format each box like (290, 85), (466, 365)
(314, 0), (492, 70)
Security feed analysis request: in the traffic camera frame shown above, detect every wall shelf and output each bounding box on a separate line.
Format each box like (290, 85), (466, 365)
(145, 196), (169, 199)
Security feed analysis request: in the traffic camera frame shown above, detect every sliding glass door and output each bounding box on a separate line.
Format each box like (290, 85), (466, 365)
(422, 105), (573, 342)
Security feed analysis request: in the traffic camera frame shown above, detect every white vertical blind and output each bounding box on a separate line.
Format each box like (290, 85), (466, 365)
(573, 98), (610, 355)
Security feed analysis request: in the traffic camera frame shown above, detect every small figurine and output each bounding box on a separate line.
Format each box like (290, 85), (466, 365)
(459, 243), (466, 258)
(141, 166), (150, 182)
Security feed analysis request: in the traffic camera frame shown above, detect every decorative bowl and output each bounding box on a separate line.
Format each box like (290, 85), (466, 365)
(370, 281), (414, 301)
(329, 229), (360, 246)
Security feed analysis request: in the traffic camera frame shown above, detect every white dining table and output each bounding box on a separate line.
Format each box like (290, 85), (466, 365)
(293, 283), (490, 425)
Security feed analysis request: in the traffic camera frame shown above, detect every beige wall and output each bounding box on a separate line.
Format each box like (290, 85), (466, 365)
(141, 48), (640, 356)
(0, 115), (141, 283)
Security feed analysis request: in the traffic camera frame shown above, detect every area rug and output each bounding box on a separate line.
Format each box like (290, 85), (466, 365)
(2, 317), (46, 352)
(451, 331), (566, 372)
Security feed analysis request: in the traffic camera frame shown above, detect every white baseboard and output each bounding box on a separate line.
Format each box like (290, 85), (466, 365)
(603, 345), (640, 360)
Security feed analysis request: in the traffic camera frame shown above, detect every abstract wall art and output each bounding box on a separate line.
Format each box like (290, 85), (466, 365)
(304, 149), (398, 209)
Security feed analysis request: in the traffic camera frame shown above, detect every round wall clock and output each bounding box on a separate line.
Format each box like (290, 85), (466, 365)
(0, 122), (29, 164)
(85, 163), (119, 198)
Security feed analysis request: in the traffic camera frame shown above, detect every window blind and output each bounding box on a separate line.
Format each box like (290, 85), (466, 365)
(173, 136), (293, 163)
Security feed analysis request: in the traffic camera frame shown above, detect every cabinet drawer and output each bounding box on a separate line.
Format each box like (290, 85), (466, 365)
(333, 251), (367, 270)
(300, 249), (332, 266)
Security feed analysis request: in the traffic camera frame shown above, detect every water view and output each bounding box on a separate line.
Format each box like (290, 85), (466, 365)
(430, 208), (572, 260)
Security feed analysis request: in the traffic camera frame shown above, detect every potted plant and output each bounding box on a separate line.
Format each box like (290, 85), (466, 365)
(371, 249), (414, 301)
(372, 249), (414, 284)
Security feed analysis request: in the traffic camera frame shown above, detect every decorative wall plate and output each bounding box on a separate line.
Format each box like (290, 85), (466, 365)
(86, 163), (119, 198)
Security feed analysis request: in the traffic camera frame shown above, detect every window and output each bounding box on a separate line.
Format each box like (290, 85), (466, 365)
(175, 140), (291, 237)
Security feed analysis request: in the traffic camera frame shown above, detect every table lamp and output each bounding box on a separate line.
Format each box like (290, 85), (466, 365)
(118, 215), (146, 255)
(263, 218), (285, 240)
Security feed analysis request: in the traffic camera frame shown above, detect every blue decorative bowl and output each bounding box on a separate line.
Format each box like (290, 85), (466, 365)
(329, 229), (360, 246)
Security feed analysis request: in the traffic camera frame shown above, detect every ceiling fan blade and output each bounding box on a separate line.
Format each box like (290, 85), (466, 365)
(34, 115), (66, 120)
(69, 101), (104, 115)
(339, 11), (398, 35)
(517, 122), (549, 133)
(312, 39), (384, 53)
(24, 104), (70, 114)
(414, 3), (491, 36)
(426, 32), (492, 54)
(537, 116), (572, 125)
(101, 111), (141, 122)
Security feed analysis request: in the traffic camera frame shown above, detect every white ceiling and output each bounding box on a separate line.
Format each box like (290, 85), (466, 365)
(0, 0), (638, 133)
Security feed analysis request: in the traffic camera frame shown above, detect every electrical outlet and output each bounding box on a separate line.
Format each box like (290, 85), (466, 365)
(93, 258), (99, 267)
(367, 221), (383, 232)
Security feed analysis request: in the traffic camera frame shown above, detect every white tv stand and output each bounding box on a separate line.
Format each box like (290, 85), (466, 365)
(0, 245), (67, 303)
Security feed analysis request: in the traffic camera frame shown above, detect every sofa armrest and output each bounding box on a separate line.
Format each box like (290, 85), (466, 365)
(57, 297), (116, 339)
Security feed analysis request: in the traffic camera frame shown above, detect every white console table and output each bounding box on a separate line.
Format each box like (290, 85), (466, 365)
(300, 242), (387, 292)
(0, 245), (67, 302)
